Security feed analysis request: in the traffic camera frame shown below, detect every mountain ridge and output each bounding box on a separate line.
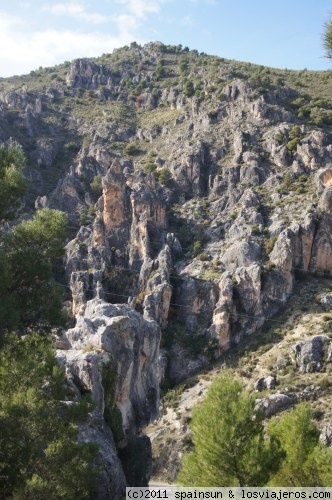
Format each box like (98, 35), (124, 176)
(1, 41), (332, 496)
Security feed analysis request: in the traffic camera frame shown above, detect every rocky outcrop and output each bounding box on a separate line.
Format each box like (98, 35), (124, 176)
(255, 386), (321, 417)
(170, 142), (209, 197)
(2, 42), (332, 496)
(66, 59), (110, 88)
(254, 375), (277, 391)
(255, 393), (294, 417)
(102, 160), (129, 231)
(56, 298), (161, 497)
(36, 168), (87, 217)
(209, 273), (235, 349)
(291, 335), (331, 372)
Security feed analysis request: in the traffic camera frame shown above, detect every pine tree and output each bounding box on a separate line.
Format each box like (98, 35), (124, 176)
(0, 142), (27, 221)
(0, 208), (68, 333)
(0, 333), (99, 499)
(178, 373), (283, 486)
(268, 404), (332, 486)
(323, 18), (332, 59)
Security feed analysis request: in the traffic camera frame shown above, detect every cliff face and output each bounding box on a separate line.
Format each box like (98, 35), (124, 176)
(56, 298), (160, 497)
(1, 43), (332, 495)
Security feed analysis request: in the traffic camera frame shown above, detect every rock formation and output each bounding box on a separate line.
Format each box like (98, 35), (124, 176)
(1, 42), (332, 495)
(56, 298), (161, 497)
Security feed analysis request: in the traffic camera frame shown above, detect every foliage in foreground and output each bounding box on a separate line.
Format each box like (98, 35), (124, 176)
(0, 333), (99, 499)
(0, 141), (28, 222)
(178, 374), (283, 486)
(0, 143), (99, 498)
(179, 374), (332, 487)
(268, 404), (332, 486)
(0, 208), (68, 334)
(324, 18), (332, 59)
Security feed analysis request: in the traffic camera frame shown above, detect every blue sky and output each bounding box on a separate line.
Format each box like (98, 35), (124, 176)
(1, 0), (331, 77)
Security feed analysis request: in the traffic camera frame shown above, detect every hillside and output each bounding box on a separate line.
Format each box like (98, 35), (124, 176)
(0, 42), (332, 496)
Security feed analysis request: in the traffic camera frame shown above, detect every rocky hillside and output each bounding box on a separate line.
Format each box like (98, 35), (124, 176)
(1, 42), (332, 495)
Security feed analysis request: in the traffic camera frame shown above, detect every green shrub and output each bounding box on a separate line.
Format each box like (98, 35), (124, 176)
(183, 80), (195, 97)
(157, 167), (171, 185)
(265, 236), (277, 254)
(287, 137), (300, 152)
(193, 240), (202, 255)
(178, 373), (283, 486)
(90, 175), (103, 197)
(144, 162), (157, 174)
(288, 125), (301, 140)
(123, 142), (141, 155)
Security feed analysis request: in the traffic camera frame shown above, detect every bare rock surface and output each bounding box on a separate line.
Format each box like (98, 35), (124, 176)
(56, 298), (161, 497)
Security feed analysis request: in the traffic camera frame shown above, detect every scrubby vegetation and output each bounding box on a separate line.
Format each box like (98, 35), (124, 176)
(0, 144), (98, 498)
(179, 374), (332, 486)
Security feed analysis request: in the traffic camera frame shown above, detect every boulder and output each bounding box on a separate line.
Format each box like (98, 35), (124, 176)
(255, 393), (294, 417)
(292, 335), (330, 372)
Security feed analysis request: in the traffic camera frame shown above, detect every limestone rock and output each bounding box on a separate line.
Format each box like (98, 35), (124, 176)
(66, 59), (109, 88)
(319, 424), (332, 446)
(254, 375), (277, 391)
(220, 240), (261, 272)
(56, 298), (161, 494)
(209, 273), (235, 349)
(255, 393), (294, 417)
(292, 335), (330, 372)
(319, 186), (332, 215)
(309, 214), (332, 272)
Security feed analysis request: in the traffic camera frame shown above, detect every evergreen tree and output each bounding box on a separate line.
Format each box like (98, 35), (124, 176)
(0, 333), (99, 499)
(0, 208), (68, 333)
(0, 142), (28, 221)
(323, 18), (332, 59)
(268, 404), (332, 486)
(178, 374), (283, 486)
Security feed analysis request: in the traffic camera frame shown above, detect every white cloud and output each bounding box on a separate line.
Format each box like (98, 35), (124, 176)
(0, 10), (141, 77)
(43, 2), (107, 24)
(116, 0), (163, 19)
(113, 13), (141, 38)
(111, 0), (165, 43)
(0, 1), (167, 77)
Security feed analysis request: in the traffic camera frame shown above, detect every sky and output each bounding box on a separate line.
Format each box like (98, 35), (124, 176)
(0, 0), (331, 78)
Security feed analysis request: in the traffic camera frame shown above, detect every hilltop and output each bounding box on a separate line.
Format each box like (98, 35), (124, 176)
(0, 41), (332, 495)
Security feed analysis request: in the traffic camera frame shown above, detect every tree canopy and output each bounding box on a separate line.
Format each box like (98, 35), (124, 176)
(323, 18), (332, 59)
(0, 142), (99, 498)
(178, 374), (283, 487)
(179, 374), (332, 487)
(0, 333), (99, 499)
(0, 141), (28, 221)
(0, 208), (68, 334)
(268, 404), (332, 486)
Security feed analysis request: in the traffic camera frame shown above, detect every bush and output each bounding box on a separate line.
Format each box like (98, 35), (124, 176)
(268, 404), (332, 486)
(124, 142), (141, 155)
(183, 80), (195, 97)
(144, 162), (157, 174)
(288, 125), (301, 140)
(178, 374), (283, 486)
(287, 137), (300, 152)
(0, 142), (28, 221)
(157, 167), (171, 185)
(90, 175), (103, 197)
(193, 240), (202, 255)
(265, 236), (277, 254)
